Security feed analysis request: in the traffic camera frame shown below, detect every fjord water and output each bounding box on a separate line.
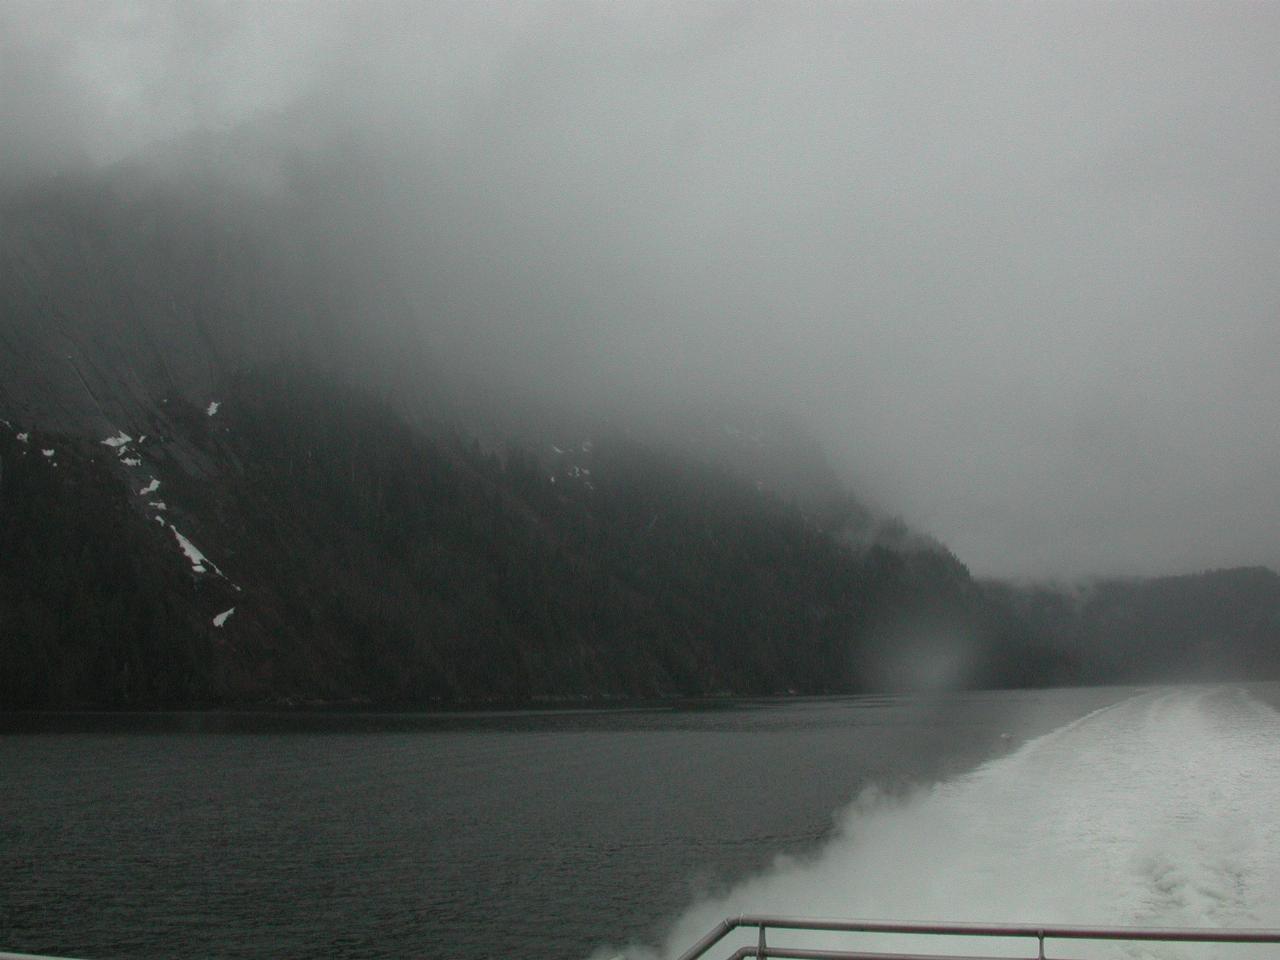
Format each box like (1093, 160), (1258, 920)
(628, 686), (1280, 960)
(1, 687), (1274, 960)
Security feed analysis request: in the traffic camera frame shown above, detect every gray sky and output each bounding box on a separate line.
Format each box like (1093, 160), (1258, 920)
(5, 0), (1279, 579)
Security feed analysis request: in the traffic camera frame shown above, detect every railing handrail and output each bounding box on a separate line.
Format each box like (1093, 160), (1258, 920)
(675, 917), (1280, 960)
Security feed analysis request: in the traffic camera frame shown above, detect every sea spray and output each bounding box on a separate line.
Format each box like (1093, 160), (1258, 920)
(601, 689), (1280, 960)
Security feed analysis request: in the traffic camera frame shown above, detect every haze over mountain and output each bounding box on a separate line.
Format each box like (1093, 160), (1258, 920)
(3, 2), (1279, 707)
(6, 150), (1049, 706)
(7, 0), (1280, 579)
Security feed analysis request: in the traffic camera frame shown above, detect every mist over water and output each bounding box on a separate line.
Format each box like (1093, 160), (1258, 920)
(613, 688), (1280, 960)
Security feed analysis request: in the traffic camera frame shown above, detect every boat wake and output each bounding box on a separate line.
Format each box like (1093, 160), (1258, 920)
(602, 687), (1280, 960)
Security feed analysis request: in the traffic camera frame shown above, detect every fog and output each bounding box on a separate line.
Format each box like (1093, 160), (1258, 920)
(4, 1), (1278, 579)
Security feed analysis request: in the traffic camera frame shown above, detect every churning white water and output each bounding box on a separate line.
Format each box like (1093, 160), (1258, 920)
(618, 688), (1280, 960)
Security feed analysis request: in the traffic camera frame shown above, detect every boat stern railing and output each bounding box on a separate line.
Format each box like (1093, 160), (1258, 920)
(674, 918), (1280, 960)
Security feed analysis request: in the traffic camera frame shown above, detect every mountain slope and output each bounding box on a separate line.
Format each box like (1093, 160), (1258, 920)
(2, 164), (1275, 707)
(0, 162), (424, 439)
(2, 366), (1053, 706)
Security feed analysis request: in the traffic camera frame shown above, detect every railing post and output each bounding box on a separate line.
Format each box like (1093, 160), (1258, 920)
(757, 922), (767, 960)
(672, 916), (738, 960)
(1038, 929), (1046, 960)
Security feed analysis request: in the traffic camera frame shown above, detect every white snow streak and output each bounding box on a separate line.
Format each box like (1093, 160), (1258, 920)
(212, 607), (235, 627)
(101, 432), (133, 449)
(166, 523), (235, 586)
(140, 478), (160, 495)
(121, 457), (141, 467)
(41, 449), (54, 458)
(207, 401), (221, 416)
(170, 526), (210, 574)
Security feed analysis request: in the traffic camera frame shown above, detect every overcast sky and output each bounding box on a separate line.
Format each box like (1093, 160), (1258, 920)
(5, 0), (1278, 579)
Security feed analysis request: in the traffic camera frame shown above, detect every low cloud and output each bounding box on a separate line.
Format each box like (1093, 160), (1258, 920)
(5, 0), (1278, 578)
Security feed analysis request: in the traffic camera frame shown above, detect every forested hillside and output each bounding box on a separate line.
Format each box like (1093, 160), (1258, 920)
(984, 568), (1280, 685)
(2, 160), (1276, 708)
(2, 367), (1072, 706)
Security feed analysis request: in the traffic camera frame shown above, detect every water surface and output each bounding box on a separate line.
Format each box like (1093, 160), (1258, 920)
(1, 688), (1140, 959)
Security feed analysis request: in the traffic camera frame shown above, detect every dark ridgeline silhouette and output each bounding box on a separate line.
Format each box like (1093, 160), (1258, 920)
(0, 368), (1064, 706)
(2, 157), (1277, 709)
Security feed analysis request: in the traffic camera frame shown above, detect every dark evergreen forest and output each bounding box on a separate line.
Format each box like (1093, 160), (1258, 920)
(2, 368), (1083, 707)
(3, 169), (1277, 709)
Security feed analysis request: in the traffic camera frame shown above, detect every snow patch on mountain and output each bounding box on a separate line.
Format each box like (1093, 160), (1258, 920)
(207, 401), (221, 416)
(102, 432), (133, 449)
(163, 521), (236, 587)
(140, 478), (160, 495)
(212, 607), (235, 627)
(170, 526), (211, 575)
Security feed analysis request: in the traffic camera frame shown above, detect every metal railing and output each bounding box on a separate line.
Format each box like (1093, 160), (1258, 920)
(675, 917), (1280, 960)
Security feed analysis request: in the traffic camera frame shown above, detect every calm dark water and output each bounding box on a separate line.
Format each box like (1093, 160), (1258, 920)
(0, 689), (1133, 960)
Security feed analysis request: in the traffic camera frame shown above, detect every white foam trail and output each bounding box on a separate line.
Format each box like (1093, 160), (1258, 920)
(614, 688), (1280, 960)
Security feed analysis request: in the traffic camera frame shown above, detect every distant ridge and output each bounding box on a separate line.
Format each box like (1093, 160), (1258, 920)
(983, 566), (1280, 684)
